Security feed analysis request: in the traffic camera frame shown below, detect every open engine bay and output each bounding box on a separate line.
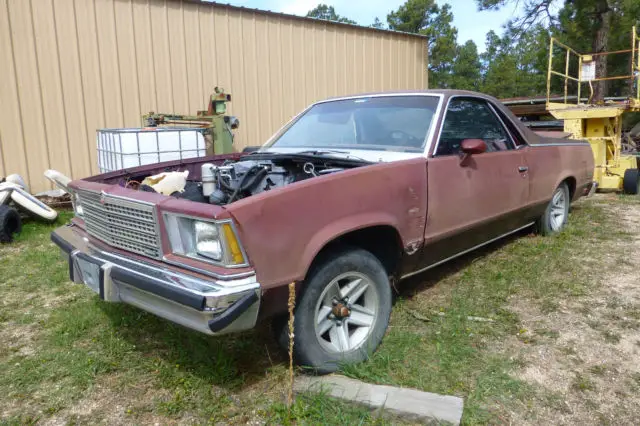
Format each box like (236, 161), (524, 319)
(123, 153), (368, 206)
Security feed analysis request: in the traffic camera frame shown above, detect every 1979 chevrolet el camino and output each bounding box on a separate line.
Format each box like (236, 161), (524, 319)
(51, 90), (594, 373)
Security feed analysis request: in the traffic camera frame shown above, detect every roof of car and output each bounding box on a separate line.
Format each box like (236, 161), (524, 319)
(319, 89), (501, 103)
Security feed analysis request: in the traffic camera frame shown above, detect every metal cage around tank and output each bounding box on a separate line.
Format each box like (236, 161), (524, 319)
(96, 127), (208, 173)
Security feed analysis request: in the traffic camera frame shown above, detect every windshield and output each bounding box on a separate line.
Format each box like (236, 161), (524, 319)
(265, 96), (440, 153)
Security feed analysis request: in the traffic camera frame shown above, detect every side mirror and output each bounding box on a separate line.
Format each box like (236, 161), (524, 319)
(460, 139), (487, 155)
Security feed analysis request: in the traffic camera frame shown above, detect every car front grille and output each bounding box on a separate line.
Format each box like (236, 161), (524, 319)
(76, 189), (162, 259)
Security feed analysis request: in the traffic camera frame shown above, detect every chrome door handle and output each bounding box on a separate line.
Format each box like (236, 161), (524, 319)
(518, 166), (528, 173)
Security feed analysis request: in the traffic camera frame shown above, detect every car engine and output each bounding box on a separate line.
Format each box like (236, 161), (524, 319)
(202, 158), (347, 205)
(128, 154), (362, 206)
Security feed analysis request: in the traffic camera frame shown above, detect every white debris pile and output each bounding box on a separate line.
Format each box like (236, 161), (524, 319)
(0, 172), (61, 243)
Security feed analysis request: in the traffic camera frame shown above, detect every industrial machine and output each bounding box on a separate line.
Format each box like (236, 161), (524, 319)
(143, 87), (239, 156)
(546, 27), (640, 193)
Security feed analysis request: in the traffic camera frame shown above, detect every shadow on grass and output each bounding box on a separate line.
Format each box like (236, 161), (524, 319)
(399, 201), (590, 297)
(399, 227), (531, 298)
(97, 301), (287, 391)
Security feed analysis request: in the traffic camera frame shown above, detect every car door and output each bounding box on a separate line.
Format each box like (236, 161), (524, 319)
(418, 96), (531, 268)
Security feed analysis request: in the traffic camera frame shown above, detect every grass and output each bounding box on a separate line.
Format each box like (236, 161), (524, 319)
(341, 201), (627, 424)
(0, 213), (395, 425)
(0, 198), (630, 424)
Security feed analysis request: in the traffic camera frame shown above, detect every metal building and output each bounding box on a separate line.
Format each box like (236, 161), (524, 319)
(0, 0), (428, 192)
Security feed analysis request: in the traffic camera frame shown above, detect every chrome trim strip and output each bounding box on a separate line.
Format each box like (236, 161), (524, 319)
(430, 95), (454, 157)
(101, 250), (256, 281)
(530, 142), (590, 147)
(68, 239), (258, 295)
(423, 94), (445, 158)
(99, 190), (156, 207)
(400, 222), (535, 280)
(314, 92), (444, 104)
(161, 256), (255, 281)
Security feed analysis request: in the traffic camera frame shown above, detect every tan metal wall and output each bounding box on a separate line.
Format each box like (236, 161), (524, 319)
(0, 0), (428, 192)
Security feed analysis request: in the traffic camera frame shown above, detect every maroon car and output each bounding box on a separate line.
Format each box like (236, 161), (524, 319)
(52, 90), (594, 373)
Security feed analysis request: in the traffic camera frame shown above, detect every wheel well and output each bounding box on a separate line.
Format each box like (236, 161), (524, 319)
(563, 176), (576, 200)
(307, 226), (403, 279)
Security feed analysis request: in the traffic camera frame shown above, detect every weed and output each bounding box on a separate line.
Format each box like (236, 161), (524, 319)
(589, 364), (608, 376)
(572, 374), (595, 392)
(602, 330), (622, 344)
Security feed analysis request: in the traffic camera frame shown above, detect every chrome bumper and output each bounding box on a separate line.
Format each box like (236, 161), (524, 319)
(51, 224), (260, 335)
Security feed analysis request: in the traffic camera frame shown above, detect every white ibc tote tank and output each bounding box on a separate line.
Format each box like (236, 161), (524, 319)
(96, 127), (207, 173)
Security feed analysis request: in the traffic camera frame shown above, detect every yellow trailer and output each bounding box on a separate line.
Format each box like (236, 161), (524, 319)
(546, 27), (640, 193)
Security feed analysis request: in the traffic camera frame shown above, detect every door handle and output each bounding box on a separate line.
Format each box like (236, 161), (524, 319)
(518, 166), (528, 173)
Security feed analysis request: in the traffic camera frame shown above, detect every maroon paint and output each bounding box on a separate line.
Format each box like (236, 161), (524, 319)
(68, 90), (594, 320)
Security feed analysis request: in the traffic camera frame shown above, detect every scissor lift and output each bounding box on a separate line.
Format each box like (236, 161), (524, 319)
(546, 27), (640, 193)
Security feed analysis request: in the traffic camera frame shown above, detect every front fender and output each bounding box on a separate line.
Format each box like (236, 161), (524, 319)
(300, 212), (400, 279)
(226, 157), (428, 290)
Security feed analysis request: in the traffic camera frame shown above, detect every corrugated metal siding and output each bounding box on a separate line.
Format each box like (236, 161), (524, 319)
(0, 0), (427, 192)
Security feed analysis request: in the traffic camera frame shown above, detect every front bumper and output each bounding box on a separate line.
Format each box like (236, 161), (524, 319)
(51, 224), (260, 335)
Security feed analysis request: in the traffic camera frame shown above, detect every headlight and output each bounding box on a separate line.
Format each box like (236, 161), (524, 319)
(194, 221), (222, 260)
(164, 214), (247, 267)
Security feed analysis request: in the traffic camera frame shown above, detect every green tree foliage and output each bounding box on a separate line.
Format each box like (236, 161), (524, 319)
(370, 17), (385, 29)
(554, 0), (640, 97)
(480, 25), (549, 98)
(386, 0), (458, 88)
(476, 0), (640, 99)
(450, 40), (482, 91)
(306, 4), (357, 24)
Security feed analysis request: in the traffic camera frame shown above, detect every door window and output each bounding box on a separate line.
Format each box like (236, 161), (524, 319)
(435, 98), (514, 156)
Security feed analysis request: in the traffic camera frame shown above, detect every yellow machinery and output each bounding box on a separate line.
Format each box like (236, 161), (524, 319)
(546, 27), (640, 193)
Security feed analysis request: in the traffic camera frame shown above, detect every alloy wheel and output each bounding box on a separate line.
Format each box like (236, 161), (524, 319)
(314, 272), (379, 354)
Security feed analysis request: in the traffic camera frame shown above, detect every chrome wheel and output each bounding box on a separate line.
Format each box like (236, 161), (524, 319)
(314, 272), (379, 354)
(549, 188), (567, 231)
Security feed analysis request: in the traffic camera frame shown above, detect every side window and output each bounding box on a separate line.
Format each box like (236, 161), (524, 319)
(492, 105), (528, 147)
(435, 98), (514, 156)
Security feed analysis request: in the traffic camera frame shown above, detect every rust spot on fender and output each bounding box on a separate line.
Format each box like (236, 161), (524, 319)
(408, 186), (419, 201)
(404, 240), (421, 255)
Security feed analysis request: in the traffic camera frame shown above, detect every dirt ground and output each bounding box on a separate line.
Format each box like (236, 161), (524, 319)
(505, 195), (640, 425)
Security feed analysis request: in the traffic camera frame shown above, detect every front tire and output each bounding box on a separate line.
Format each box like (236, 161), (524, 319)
(0, 205), (22, 243)
(277, 248), (392, 374)
(536, 182), (570, 236)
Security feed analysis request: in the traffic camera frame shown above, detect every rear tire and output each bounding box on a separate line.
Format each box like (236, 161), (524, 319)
(0, 205), (22, 243)
(623, 169), (640, 195)
(536, 182), (569, 236)
(275, 248), (392, 374)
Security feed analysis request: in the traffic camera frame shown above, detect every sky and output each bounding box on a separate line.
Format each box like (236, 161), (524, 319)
(217, 0), (523, 53)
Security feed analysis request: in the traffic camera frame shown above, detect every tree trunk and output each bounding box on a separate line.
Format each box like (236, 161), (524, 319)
(592, 0), (611, 102)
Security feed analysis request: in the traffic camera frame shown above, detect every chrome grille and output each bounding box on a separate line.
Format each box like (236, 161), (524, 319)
(76, 189), (162, 258)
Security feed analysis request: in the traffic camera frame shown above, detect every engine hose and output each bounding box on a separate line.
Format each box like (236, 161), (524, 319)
(227, 166), (267, 204)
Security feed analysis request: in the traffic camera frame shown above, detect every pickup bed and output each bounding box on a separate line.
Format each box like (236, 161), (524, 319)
(52, 89), (594, 373)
